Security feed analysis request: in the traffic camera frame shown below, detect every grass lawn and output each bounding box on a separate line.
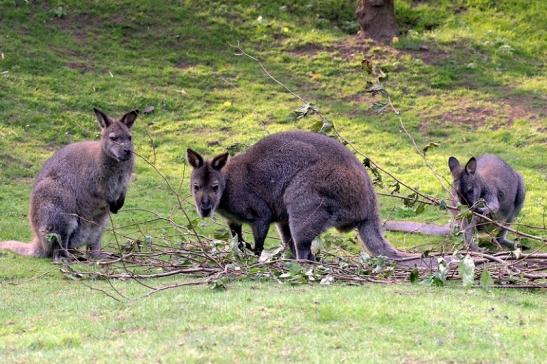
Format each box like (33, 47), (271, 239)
(0, 0), (545, 362)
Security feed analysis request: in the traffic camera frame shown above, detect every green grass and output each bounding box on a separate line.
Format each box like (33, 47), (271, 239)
(0, 0), (545, 362)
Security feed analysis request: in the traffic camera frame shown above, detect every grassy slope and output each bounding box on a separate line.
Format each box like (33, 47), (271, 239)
(0, 0), (545, 362)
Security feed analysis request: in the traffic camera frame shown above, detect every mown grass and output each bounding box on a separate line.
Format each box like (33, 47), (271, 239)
(0, 0), (545, 362)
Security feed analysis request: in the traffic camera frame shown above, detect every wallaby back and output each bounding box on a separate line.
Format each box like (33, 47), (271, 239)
(189, 131), (423, 263)
(0, 108), (138, 259)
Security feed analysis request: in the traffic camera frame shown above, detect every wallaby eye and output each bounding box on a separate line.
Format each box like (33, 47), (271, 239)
(128, 135), (132, 141)
(110, 135), (118, 141)
(212, 184), (219, 192)
(193, 184), (200, 191)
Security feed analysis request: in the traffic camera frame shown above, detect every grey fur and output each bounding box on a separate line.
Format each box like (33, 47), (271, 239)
(187, 131), (416, 262)
(448, 154), (525, 250)
(0, 108), (139, 260)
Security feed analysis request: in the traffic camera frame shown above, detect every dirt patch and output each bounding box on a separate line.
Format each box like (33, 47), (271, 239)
(176, 59), (194, 69)
(66, 61), (94, 73)
(439, 106), (496, 127)
(288, 43), (325, 56)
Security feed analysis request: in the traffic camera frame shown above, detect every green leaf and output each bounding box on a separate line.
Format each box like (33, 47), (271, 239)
(414, 203), (425, 215)
(409, 268), (420, 283)
(287, 262), (302, 275)
(439, 199), (448, 210)
(389, 181), (400, 195)
(422, 142), (440, 155)
(458, 255), (475, 287)
(294, 103), (318, 120)
(212, 228), (231, 240)
(480, 270), (494, 290)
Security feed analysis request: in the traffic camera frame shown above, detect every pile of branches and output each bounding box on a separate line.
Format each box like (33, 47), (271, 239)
(59, 45), (546, 298)
(60, 237), (547, 297)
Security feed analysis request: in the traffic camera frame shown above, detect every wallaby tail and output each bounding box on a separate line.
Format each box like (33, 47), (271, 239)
(0, 239), (42, 257)
(358, 218), (413, 260)
(383, 220), (451, 236)
(358, 218), (441, 268)
(513, 174), (525, 219)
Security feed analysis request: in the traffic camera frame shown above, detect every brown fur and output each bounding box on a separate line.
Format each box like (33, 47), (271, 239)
(0, 108), (138, 260)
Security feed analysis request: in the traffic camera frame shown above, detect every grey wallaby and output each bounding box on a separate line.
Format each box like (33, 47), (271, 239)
(448, 154), (525, 251)
(187, 130), (425, 263)
(0, 108), (138, 260)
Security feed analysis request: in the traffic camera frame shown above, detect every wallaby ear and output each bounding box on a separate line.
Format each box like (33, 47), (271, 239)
(120, 109), (139, 129)
(187, 148), (204, 169)
(448, 156), (461, 175)
(465, 157), (477, 175)
(211, 152), (229, 171)
(94, 108), (112, 129)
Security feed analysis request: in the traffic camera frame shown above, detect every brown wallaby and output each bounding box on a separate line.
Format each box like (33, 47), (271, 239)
(0, 108), (138, 260)
(448, 154), (525, 251)
(187, 130), (425, 263)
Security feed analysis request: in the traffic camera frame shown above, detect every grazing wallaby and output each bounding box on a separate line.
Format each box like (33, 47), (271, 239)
(187, 130), (422, 263)
(448, 154), (525, 251)
(0, 108), (138, 260)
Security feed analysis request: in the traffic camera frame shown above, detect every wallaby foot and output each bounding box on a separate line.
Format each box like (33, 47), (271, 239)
(495, 237), (516, 250)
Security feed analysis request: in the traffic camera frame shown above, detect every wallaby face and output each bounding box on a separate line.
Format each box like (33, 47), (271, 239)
(448, 156), (481, 207)
(187, 149), (228, 217)
(95, 108), (138, 162)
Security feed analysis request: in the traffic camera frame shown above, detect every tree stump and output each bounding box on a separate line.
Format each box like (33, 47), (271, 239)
(356, 0), (398, 43)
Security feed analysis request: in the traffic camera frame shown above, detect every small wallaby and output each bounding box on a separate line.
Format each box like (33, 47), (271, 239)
(448, 154), (525, 251)
(187, 130), (422, 263)
(0, 108), (138, 260)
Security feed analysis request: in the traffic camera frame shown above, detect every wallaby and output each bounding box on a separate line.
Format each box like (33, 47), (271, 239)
(0, 108), (138, 260)
(448, 154), (525, 251)
(187, 130), (427, 264)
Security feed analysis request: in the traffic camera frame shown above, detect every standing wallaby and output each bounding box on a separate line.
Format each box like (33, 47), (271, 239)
(448, 154), (525, 251)
(187, 131), (422, 263)
(0, 108), (138, 260)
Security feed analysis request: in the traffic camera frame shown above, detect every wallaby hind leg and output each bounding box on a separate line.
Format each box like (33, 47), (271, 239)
(288, 210), (331, 261)
(276, 222), (296, 258)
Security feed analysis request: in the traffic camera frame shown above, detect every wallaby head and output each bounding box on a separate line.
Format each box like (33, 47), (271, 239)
(94, 108), (139, 162)
(448, 156), (481, 207)
(187, 149), (229, 217)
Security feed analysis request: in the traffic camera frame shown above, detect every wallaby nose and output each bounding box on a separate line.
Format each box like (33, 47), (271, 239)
(201, 198), (212, 209)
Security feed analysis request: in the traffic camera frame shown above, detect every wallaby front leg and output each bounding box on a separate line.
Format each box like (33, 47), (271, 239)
(250, 221), (270, 256)
(109, 191), (125, 214)
(462, 216), (482, 251)
(228, 221), (252, 250)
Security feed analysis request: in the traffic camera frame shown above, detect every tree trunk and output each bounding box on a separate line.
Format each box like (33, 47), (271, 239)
(356, 0), (398, 43)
